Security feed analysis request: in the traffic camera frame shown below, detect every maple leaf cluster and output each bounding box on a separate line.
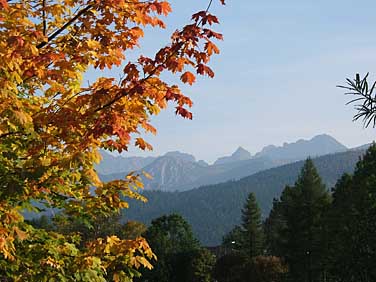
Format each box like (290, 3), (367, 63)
(0, 0), (224, 280)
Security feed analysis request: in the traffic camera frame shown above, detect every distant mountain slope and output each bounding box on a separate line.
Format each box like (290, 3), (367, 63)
(96, 151), (156, 175)
(350, 143), (372, 151)
(100, 154), (281, 192)
(178, 157), (283, 190)
(214, 147), (252, 165)
(163, 151), (196, 162)
(98, 134), (351, 192)
(123, 149), (365, 246)
(255, 134), (347, 161)
(100, 151), (207, 192)
(135, 153), (205, 192)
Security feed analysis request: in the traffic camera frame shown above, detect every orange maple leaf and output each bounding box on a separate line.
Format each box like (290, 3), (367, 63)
(181, 71), (196, 85)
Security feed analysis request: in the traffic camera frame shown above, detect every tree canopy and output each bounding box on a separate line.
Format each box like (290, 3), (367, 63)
(223, 192), (264, 258)
(327, 144), (376, 281)
(265, 159), (331, 282)
(0, 0), (224, 281)
(139, 214), (200, 282)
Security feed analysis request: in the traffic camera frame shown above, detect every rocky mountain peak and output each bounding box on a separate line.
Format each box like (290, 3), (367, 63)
(214, 146), (252, 165)
(255, 134), (347, 161)
(232, 146), (252, 159)
(163, 151), (196, 163)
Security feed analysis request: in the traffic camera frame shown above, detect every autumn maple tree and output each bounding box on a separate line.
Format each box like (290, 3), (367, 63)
(0, 0), (224, 280)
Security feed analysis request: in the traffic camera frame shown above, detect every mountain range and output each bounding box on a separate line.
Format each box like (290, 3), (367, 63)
(122, 148), (368, 246)
(97, 134), (350, 192)
(26, 134), (373, 246)
(254, 134), (348, 161)
(96, 153), (156, 175)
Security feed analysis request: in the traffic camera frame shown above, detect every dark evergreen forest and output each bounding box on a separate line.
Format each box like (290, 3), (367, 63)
(124, 149), (365, 245)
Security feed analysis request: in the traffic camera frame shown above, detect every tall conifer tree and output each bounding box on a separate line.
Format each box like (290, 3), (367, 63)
(327, 145), (376, 282)
(265, 159), (331, 282)
(223, 192), (264, 259)
(241, 192), (264, 258)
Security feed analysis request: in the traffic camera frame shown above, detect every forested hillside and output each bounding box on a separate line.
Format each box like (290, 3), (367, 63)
(123, 149), (365, 245)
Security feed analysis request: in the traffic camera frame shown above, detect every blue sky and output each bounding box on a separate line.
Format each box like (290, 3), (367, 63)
(89, 0), (376, 163)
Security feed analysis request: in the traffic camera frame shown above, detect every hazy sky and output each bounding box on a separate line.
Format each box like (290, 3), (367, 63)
(89, 0), (376, 163)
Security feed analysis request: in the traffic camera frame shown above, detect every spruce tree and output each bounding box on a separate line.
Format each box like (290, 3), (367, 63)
(223, 192), (264, 259)
(265, 158), (331, 282)
(222, 225), (244, 251)
(241, 192), (264, 258)
(327, 144), (376, 282)
(264, 197), (288, 257)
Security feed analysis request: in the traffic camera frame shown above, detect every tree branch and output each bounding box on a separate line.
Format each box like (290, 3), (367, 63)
(42, 0), (47, 36)
(37, 4), (93, 49)
(93, 42), (184, 113)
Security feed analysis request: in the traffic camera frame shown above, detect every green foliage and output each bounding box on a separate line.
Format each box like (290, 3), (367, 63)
(241, 192), (264, 258)
(121, 221), (148, 240)
(28, 215), (52, 230)
(327, 144), (376, 281)
(138, 214), (200, 282)
(187, 248), (216, 282)
(222, 225), (244, 250)
(20, 215), (150, 282)
(223, 192), (264, 259)
(220, 195), (286, 282)
(212, 253), (248, 282)
(265, 159), (331, 282)
(143, 214), (200, 255)
(339, 73), (376, 127)
(263, 199), (286, 258)
(29, 213), (147, 244)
